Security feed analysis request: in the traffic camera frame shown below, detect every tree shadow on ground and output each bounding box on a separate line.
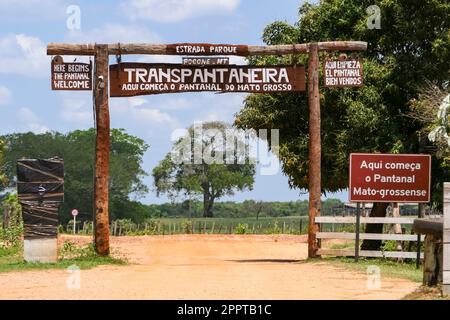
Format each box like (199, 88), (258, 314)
(227, 259), (303, 263)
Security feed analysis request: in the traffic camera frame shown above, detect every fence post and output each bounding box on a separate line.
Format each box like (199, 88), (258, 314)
(355, 202), (361, 262)
(417, 203), (425, 269)
(2, 204), (11, 229)
(443, 183), (450, 295)
(392, 202), (403, 253)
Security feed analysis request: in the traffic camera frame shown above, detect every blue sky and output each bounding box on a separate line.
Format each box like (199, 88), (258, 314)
(0, 0), (346, 204)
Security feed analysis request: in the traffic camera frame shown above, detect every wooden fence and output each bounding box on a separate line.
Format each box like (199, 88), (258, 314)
(315, 215), (426, 260)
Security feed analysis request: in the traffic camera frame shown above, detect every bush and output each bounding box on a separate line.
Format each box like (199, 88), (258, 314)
(0, 224), (23, 249)
(182, 220), (193, 234)
(234, 223), (248, 234)
(266, 221), (282, 234)
(59, 241), (97, 260)
(381, 240), (398, 252)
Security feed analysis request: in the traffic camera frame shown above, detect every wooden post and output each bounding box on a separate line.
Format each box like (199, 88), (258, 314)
(308, 43), (321, 258)
(2, 204), (10, 229)
(443, 183), (450, 295)
(93, 44), (110, 256)
(417, 203), (425, 269)
(392, 203), (403, 252)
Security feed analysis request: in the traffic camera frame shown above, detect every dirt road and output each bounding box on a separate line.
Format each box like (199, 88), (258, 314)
(0, 235), (418, 299)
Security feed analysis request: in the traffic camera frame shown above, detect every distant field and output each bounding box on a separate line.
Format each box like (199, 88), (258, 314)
(72, 216), (311, 236)
(156, 216), (309, 235)
(68, 215), (362, 236)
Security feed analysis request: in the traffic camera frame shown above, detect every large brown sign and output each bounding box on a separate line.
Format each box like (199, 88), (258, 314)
(166, 43), (249, 56)
(349, 153), (431, 203)
(324, 58), (363, 88)
(109, 63), (305, 96)
(51, 56), (92, 90)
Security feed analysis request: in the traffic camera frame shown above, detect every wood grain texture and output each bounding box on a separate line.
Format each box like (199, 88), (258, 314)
(93, 44), (110, 256)
(307, 43), (321, 258)
(317, 232), (424, 241)
(315, 216), (416, 224)
(47, 41), (368, 56)
(443, 243), (450, 271)
(317, 249), (423, 259)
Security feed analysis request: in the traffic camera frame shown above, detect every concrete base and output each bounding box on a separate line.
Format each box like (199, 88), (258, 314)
(24, 238), (57, 263)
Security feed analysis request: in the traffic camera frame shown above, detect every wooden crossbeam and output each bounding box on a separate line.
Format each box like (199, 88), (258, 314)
(47, 41), (367, 56)
(318, 249), (424, 259)
(315, 216), (417, 224)
(317, 232), (424, 241)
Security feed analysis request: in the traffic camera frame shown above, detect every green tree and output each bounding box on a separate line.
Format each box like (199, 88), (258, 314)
(1, 128), (149, 224)
(153, 122), (255, 217)
(234, 0), (450, 249)
(0, 139), (7, 189)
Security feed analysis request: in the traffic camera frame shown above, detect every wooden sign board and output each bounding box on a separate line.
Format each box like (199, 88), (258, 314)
(51, 56), (92, 90)
(182, 57), (230, 65)
(167, 43), (248, 56)
(324, 58), (363, 87)
(109, 63), (305, 96)
(349, 153), (431, 203)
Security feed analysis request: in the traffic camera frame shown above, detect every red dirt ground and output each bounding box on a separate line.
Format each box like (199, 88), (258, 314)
(0, 234), (418, 299)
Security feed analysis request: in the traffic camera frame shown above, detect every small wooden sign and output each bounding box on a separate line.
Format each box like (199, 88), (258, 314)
(166, 43), (249, 56)
(51, 56), (92, 90)
(323, 57), (363, 88)
(182, 57), (230, 65)
(109, 63), (305, 96)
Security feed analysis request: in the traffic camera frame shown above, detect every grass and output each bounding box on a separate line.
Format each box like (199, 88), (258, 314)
(0, 241), (126, 273)
(319, 240), (425, 283)
(403, 286), (450, 300)
(310, 256), (423, 283)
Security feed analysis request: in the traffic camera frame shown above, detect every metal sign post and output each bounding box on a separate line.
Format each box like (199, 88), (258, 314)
(355, 202), (361, 262)
(71, 209), (79, 235)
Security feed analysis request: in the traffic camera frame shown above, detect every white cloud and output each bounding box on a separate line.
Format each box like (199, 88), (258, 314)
(66, 23), (162, 44)
(60, 97), (92, 125)
(193, 93), (247, 123)
(161, 97), (193, 110)
(111, 97), (179, 128)
(0, 86), (12, 105)
(229, 56), (247, 65)
(122, 0), (240, 23)
(136, 55), (181, 64)
(0, 0), (66, 21)
(16, 107), (49, 133)
(0, 34), (48, 77)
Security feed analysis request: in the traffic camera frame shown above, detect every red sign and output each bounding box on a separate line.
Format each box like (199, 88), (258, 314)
(349, 153), (431, 203)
